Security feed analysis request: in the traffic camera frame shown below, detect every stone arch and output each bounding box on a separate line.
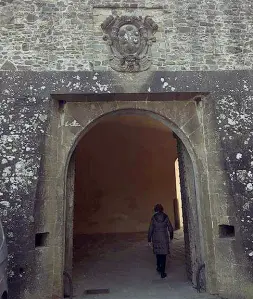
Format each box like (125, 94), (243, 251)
(38, 99), (217, 298)
(62, 104), (211, 288)
(64, 108), (200, 182)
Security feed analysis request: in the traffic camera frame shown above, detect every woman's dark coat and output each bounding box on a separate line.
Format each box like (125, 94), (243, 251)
(148, 212), (174, 255)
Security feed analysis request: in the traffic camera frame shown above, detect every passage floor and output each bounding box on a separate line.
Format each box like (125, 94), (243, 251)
(72, 230), (220, 299)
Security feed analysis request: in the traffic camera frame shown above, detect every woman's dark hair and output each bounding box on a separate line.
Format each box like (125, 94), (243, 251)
(154, 204), (164, 213)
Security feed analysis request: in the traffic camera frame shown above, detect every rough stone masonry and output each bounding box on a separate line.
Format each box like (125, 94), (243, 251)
(0, 1), (253, 299)
(0, 0), (253, 72)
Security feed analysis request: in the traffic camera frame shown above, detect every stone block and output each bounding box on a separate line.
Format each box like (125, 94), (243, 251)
(206, 151), (226, 171)
(208, 170), (230, 195)
(210, 193), (235, 218)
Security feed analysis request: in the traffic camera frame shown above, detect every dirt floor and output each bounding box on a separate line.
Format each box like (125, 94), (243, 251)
(72, 230), (220, 299)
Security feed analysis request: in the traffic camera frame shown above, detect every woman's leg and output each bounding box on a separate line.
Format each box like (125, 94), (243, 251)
(160, 255), (167, 278)
(156, 254), (161, 272)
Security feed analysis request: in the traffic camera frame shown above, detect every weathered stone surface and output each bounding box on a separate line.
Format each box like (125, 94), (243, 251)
(0, 1), (252, 71)
(1, 60), (16, 70)
(0, 3), (252, 299)
(0, 95), (49, 298)
(215, 94), (253, 258)
(0, 70), (253, 299)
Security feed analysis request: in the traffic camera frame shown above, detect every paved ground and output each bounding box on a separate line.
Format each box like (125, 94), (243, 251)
(73, 231), (220, 299)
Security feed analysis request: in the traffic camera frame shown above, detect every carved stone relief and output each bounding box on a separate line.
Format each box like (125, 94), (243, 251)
(101, 15), (158, 72)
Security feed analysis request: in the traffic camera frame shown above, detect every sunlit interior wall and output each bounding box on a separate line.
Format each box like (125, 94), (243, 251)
(74, 115), (178, 235)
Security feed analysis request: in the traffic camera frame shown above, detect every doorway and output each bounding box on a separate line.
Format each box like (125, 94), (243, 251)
(65, 111), (206, 298)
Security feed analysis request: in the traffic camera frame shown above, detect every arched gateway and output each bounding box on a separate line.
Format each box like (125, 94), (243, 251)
(1, 76), (251, 299)
(1, 0), (253, 298)
(39, 96), (218, 299)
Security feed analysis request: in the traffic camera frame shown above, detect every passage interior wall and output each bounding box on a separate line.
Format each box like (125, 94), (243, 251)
(74, 116), (178, 235)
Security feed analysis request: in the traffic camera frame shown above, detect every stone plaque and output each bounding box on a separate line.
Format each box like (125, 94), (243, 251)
(101, 15), (158, 72)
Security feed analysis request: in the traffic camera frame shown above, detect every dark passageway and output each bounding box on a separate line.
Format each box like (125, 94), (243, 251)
(73, 115), (179, 236)
(70, 114), (218, 299)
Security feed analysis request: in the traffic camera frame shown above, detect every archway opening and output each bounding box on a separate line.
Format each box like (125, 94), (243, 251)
(65, 112), (204, 298)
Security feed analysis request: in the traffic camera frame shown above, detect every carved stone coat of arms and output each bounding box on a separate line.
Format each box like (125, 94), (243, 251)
(101, 15), (158, 72)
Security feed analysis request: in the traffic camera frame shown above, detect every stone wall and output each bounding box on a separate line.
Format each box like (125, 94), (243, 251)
(214, 94), (253, 297)
(0, 81), (49, 297)
(0, 70), (253, 299)
(0, 0), (252, 72)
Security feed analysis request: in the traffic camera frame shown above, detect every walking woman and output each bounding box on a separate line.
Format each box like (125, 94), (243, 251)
(148, 204), (174, 278)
